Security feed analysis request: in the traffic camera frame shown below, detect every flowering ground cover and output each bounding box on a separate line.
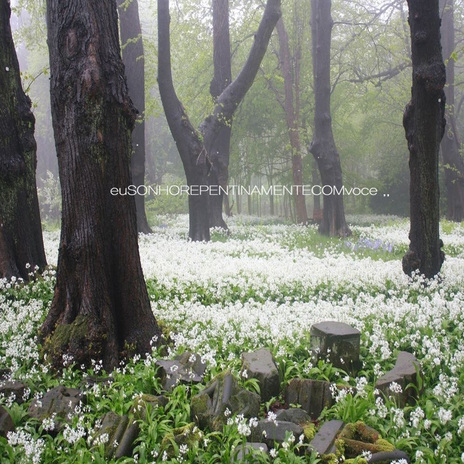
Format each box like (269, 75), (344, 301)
(1, 214), (464, 463)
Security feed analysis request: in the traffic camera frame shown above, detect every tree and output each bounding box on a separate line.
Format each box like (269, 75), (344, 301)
(158, 0), (281, 241)
(118, 0), (152, 233)
(275, 15), (308, 224)
(0, 0), (46, 281)
(309, 0), (351, 236)
(208, 0), (232, 230)
(41, 0), (161, 370)
(402, 0), (446, 278)
(440, 0), (464, 222)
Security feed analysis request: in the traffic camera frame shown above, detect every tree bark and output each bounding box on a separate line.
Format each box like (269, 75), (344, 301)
(276, 18), (308, 225)
(42, 0), (161, 371)
(309, 0), (350, 236)
(118, 0), (152, 233)
(402, 0), (446, 278)
(208, 0), (232, 231)
(440, 0), (464, 222)
(158, 0), (281, 240)
(157, 0), (212, 241)
(0, 0), (47, 281)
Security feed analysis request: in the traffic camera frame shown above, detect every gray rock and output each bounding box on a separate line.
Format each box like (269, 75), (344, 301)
(93, 411), (139, 459)
(368, 449), (410, 463)
(241, 348), (280, 402)
(130, 394), (168, 420)
(191, 371), (260, 431)
(250, 420), (303, 448)
(285, 379), (333, 420)
(0, 405), (15, 438)
(0, 381), (27, 405)
(28, 386), (83, 432)
(375, 351), (422, 407)
(309, 420), (344, 456)
(156, 351), (206, 391)
(275, 408), (311, 426)
(161, 423), (203, 458)
(310, 321), (361, 374)
(232, 442), (269, 463)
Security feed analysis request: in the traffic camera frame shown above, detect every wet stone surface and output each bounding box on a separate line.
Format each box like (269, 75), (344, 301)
(157, 351), (206, 391)
(375, 351), (422, 407)
(191, 371), (260, 431)
(27, 386), (84, 432)
(241, 348), (280, 402)
(309, 419), (344, 456)
(310, 321), (361, 374)
(285, 378), (334, 419)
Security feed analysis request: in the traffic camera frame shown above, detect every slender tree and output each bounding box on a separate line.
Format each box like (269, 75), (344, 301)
(0, 0), (46, 281)
(440, 0), (464, 222)
(41, 0), (161, 370)
(275, 16), (308, 224)
(158, 0), (281, 240)
(208, 0), (232, 230)
(309, 0), (350, 236)
(402, 0), (446, 278)
(118, 0), (152, 233)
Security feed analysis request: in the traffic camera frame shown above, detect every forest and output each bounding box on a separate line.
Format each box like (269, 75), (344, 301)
(1, 0), (464, 463)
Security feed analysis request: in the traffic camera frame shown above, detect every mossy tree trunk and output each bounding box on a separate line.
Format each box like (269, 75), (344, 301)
(0, 0), (47, 281)
(158, 0), (281, 241)
(41, 0), (161, 370)
(118, 0), (152, 234)
(402, 0), (446, 278)
(309, 0), (350, 237)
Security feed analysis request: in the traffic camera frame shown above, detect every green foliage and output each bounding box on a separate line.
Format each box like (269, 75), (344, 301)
(3, 216), (464, 462)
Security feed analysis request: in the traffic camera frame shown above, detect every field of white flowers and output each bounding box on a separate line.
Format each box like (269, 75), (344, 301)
(1, 214), (464, 463)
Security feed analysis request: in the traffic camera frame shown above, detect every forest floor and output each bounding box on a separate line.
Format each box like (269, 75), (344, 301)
(1, 214), (464, 463)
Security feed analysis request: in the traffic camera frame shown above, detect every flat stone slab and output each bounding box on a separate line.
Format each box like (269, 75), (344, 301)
(156, 351), (206, 391)
(368, 449), (410, 463)
(241, 348), (280, 402)
(310, 321), (361, 374)
(309, 419), (344, 455)
(375, 351), (422, 407)
(251, 420), (303, 447)
(232, 442), (269, 463)
(285, 379), (333, 420)
(275, 408), (311, 426)
(28, 386), (83, 432)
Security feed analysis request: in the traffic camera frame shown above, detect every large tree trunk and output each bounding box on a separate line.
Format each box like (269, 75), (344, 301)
(118, 0), (152, 233)
(309, 0), (350, 237)
(276, 18), (308, 225)
(208, 0), (232, 231)
(402, 0), (446, 278)
(440, 0), (464, 222)
(158, 0), (212, 242)
(42, 0), (161, 371)
(0, 0), (46, 281)
(158, 0), (281, 241)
